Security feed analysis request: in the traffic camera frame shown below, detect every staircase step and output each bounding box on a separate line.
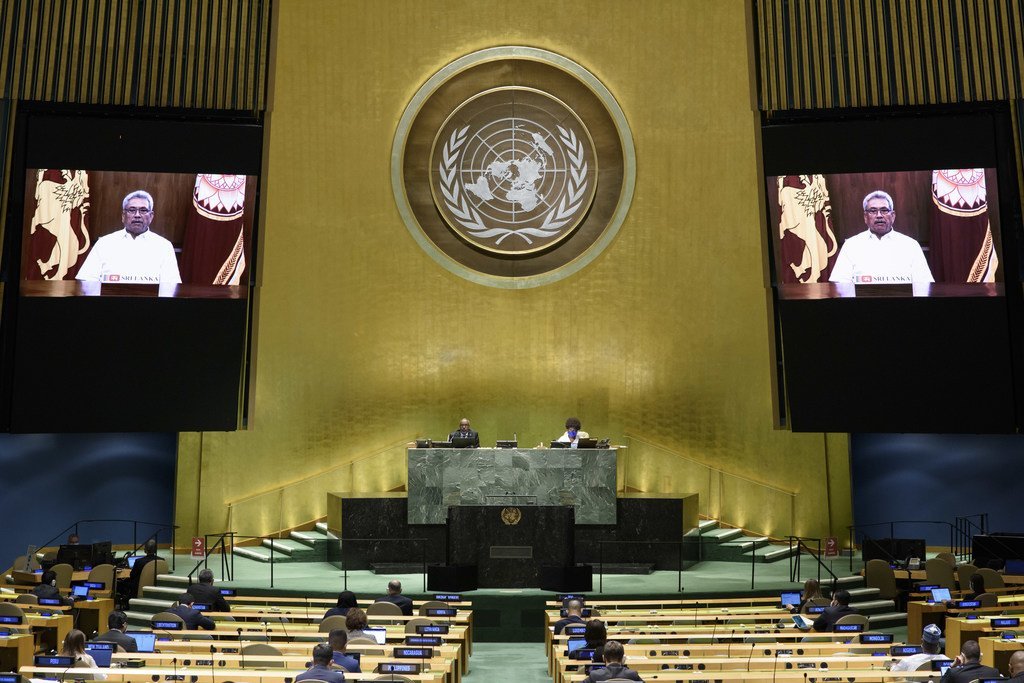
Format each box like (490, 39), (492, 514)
(720, 537), (770, 551)
(868, 611), (908, 627)
(124, 609), (156, 628)
(143, 586), (185, 599)
(156, 574), (190, 587)
(850, 599), (896, 615)
(846, 587), (880, 600)
(744, 544), (799, 563)
(595, 563), (655, 575)
(128, 598), (174, 612)
(233, 546), (275, 563)
(701, 528), (744, 543)
(261, 539), (307, 555)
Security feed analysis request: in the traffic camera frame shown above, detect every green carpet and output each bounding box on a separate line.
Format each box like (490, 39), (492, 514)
(464, 642), (548, 682)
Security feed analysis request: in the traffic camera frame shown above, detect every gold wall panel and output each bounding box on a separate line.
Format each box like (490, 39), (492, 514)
(175, 0), (852, 542)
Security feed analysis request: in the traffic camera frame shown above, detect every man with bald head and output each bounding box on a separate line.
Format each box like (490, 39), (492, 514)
(940, 640), (998, 682)
(448, 418), (479, 447)
(375, 579), (413, 616)
(1007, 650), (1024, 681)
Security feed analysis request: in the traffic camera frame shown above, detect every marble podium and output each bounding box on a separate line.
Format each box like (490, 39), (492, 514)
(406, 447), (617, 525)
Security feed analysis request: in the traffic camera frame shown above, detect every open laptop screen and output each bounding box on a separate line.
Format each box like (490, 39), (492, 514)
(125, 631), (156, 653)
(930, 588), (951, 602)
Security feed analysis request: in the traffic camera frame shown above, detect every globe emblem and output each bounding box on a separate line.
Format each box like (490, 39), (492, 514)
(431, 87), (598, 255)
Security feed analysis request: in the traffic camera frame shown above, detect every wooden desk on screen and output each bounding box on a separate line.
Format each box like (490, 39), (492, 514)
(0, 634), (33, 671)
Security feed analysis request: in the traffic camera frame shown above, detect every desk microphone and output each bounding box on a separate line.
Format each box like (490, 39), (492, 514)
(261, 619), (271, 641)
(772, 649), (779, 683)
(746, 642), (755, 670)
(209, 645), (216, 682)
(237, 628), (246, 667)
(725, 629), (735, 657)
(59, 655), (79, 682)
(172, 656), (178, 681)
(279, 617), (290, 641)
(710, 616), (718, 643)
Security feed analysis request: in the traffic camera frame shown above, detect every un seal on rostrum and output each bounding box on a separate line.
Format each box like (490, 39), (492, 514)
(431, 88), (597, 255)
(500, 507), (522, 526)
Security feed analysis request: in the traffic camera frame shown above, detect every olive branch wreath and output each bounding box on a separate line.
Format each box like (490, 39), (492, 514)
(438, 124), (588, 245)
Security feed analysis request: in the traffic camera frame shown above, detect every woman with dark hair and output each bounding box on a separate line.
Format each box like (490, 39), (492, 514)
(557, 417), (589, 446)
(570, 619), (607, 662)
(61, 629), (106, 679)
(965, 573), (986, 601)
(323, 591), (358, 619)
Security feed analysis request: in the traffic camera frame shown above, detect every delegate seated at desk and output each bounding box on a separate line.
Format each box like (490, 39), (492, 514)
(448, 418), (479, 447)
(557, 417), (589, 447)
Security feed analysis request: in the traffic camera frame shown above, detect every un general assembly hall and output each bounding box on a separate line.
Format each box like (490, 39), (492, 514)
(3, 1), (1024, 681)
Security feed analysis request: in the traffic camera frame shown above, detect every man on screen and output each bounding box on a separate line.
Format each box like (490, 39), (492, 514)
(828, 190), (934, 284)
(76, 190), (182, 284)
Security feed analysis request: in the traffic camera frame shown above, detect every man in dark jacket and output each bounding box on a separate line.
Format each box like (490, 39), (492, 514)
(939, 640), (999, 683)
(1006, 650), (1024, 681)
(375, 580), (413, 616)
(582, 641), (642, 682)
(812, 589), (858, 632)
(186, 569), (231, 612)
(554, 600), (586, 635)
(31, 570), (72, 605)
(166, 593), (216, 631)
(93, 611), (138, 652)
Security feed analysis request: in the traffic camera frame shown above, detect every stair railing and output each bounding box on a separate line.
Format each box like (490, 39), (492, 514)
(594, 540), (690, 593)
(30, 518), (179, 571)
(953, 513), (988, 561)
(785, 536), (839, 591)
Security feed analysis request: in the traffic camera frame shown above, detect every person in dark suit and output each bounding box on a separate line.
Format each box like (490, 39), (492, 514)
(93, 610), (138, 652)
(167, 593), (216, 630)
(448, 418), (479, 447)
(554, 599), (586, 635)
(324, 591), (358, 620)
(186, 569), (231, 612)
(376, 580), (413, 616)
(811, 589), (858, 632)
(126, 539), (161, 599)
(582, 640), (642, 682)
(295, 643), (345, 683)
(31, 570), (72, 605)
(940, 640), (1000, 683)
(328, 629), (361, 673)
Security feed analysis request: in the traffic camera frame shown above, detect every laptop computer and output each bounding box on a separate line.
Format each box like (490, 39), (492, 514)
(125, 631), (157, 653)
(363, 627), (387, 644)
(566, 638), (587, 654)
(930, 588), (952, 603)
(576, 438), (598, 448)
(72, 585), (90, 599)
(780, 591), (802, 607)
(126, 556), (142, 569)
(450, 436), (476, 448)
(85, 642), (114, 667)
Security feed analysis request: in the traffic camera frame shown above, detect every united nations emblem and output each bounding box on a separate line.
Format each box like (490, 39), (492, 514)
(500, 507), (522, 525)
(393, 47), (635, 287)
(431, 88), (597, 255)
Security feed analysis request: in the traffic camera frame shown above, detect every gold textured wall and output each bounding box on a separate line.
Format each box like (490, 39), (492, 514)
(174, 0), (852, 542)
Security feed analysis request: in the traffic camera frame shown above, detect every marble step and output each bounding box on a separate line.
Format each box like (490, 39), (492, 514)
(699, 528), (744, 544)
(868, 611), (908, 627)
(743, 544), (799, 563)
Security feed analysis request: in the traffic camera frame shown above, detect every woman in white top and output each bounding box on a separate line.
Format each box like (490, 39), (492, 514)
(61, 629), (107, 680)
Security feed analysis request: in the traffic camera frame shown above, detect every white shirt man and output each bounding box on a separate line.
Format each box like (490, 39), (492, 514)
(76, 191), (181, 284)
(829, 191), (934, 285)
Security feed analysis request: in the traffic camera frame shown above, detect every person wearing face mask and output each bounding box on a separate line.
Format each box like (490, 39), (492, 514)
(557, 417), (589, 448)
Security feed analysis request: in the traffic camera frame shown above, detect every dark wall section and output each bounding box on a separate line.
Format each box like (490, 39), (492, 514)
(850, 433), (1024, 547)
(0, 433), (177, 564)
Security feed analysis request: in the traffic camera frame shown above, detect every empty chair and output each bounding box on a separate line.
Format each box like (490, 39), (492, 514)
(404, 617), (434, 634)
(418, 600), (448, 616)
(925, 557), (957, 590)
(865, 559), (899, 601)
(367, 601), (403, 616)
(14, 593), (38, 605)
(347, 637), (380, 646)
(372, 677), (414, 683)
(835, 613), (869, 629)
(318, 614), (347, 633)
(956, 563), (978, 591)
(49, 563), (73, 589)
(211, 613), (236, 622)
(240, 642), (283, 668)
(86, 564), (115, 598)
(977, 567), (1005, 589)
(977, 592), (998, 608)
(150, 611), (185, 629)
(0, 602), (28, 632)
(136, 561), (164, 599)
(935, 551), (957, 567)
(627, 637), (660, 644)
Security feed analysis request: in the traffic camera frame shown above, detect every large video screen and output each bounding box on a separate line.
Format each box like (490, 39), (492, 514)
(768, 169), (1001, 297)
(22, 170), (254, 297)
